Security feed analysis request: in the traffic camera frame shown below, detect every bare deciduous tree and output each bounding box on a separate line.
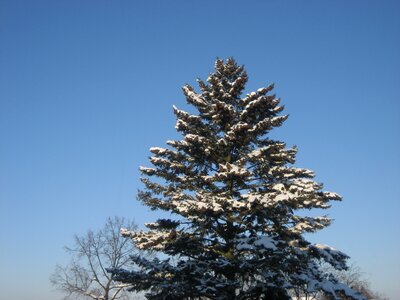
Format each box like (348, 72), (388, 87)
(290, 263), (387, 300)
(317, 264), (388, 300)
(51, 216), (142, 300)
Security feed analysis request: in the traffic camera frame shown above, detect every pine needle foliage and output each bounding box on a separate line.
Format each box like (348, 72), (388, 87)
(112, 59), (365, 300)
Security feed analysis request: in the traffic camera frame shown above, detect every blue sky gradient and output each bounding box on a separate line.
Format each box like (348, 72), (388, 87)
(1, 1), (399, 299)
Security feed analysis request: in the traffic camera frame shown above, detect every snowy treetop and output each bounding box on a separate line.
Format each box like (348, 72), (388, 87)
(111, 58), (364, 300)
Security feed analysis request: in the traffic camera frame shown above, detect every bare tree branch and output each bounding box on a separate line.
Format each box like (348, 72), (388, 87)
(51, 216), (141, 300)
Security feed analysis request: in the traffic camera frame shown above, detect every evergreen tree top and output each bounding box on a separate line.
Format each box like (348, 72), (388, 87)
(112, 59), (365, 300)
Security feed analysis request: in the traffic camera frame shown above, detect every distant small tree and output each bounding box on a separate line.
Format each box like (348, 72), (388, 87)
(291, 263), (387, 300)
(51, 216), (141, 300)
(316, 264), (388, 300)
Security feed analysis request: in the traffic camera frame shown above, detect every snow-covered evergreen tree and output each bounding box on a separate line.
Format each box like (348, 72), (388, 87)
(112, 59), (364, 300)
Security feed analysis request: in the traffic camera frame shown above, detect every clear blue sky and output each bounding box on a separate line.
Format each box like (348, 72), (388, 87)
(0, 1), (399, 299)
